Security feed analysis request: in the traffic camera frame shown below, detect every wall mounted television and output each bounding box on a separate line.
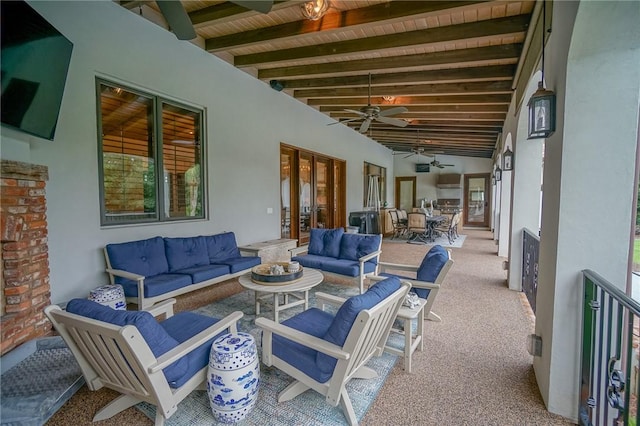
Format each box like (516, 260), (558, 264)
(416, 163), (430, 173)
(1, 1), (73, 141)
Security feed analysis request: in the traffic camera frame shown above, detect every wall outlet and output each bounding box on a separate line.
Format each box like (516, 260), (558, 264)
(266, 207), (273, 214)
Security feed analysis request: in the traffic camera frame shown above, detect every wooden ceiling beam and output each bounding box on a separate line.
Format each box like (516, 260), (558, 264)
(294, 80), (513, 98)
(308, 93), (512, 106)
(277, 65), (516, 89)
(204, 1), (486, 50)
(235, 15), (529, 66)
(319, 104), (509, 113)
(257, 44), (522, 79)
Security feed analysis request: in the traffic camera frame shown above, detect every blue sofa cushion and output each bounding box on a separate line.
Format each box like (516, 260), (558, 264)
(320, 259), (360, 277)
(316, 277), (401, 374)
(272, 308), (334, 383)
(106, 237), (169, 284)
(213, 256), (261, 274)
(161, 312), (227, 388)
(291, 254), (331, 270)
(338, 233), (381, 263)
(308, 228), (344, 258)
(173, 264), (230, 283)
(164, 236), (209, 272)
(119, 273), (193, 298)
(205, 232), (241, 263)
(414, 245), (448, 299)
(65, 299), (188, 384)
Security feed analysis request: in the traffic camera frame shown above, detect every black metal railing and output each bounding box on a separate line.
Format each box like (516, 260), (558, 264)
(580, 270), (640, 425)
(522, 228), (540, 313)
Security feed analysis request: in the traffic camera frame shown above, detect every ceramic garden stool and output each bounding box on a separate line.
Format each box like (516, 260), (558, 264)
(88, 284), (126, 310)
(207, 332), (260, 423)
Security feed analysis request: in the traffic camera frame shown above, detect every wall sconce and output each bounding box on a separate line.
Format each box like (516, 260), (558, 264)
(527, 0), (556, 139)
(503, 147), (514, 171)
(301, 0), (329, 21)
(495, 167), (502, 182)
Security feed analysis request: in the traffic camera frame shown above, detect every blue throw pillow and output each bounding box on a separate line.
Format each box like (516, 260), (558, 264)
(308, 228), (344, 258)
(316, 277), (401, 374)
(338, 233), (381, 262)
(106, 236), (169, 283)
(417, 245), (449, 282)
(65, 299), (188, 384)
(164, 236), (209, 272)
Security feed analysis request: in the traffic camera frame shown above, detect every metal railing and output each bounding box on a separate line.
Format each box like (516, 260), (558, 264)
(522, 228), (540, 314)
(580, 270), (640, 425)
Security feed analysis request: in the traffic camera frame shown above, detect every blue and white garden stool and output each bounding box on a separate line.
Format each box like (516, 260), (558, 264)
(207, 332), (260, 423)
(88, 284), (126, 310)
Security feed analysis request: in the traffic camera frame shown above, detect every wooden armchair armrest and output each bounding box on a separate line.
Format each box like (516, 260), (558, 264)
(106, 268), (145, 281)
(289, 245), (309, 257)
(315, 292), (347, 310)
(377, 261), (419, 274)
(144, 298), (176, 319)
(256, 317), (349, 360)
(150, 310), (244, 373)
(358, 249), (382, 264)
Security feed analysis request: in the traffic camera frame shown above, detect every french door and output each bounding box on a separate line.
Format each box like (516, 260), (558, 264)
(463, 173), (491, 227)
(281, 144), (345, 245)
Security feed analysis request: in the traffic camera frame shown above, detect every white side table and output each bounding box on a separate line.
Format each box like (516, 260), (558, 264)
(384, 297), (428, 373)
(207, 332), (260, 423)
(239, 238), (297, 263)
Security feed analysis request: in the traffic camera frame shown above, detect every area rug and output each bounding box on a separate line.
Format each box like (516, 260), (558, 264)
(136, 282), (399, 425)
(384, 234), (466, 248)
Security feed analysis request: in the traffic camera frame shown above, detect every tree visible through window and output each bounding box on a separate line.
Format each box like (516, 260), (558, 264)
(97, 80), (205, 225)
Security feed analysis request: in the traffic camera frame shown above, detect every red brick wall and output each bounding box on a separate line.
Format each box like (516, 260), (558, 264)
(1, 160), (51, 356)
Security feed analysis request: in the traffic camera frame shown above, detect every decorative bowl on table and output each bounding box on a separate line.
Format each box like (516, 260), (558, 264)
(251, 262), (303, 285)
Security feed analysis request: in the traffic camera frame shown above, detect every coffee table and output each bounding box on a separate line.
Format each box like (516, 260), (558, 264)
(238, 268), (324, 322)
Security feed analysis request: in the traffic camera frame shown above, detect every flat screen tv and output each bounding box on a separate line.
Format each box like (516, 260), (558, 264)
(416, 163), (430, 173)
(1, 1), (73, 140)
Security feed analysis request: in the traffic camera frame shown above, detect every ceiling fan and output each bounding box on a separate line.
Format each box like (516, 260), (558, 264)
(330, 74), (408, 133)
(429, 156), (455, 169)
(393, 147), (437, 159)
(156, 1), (274, 40)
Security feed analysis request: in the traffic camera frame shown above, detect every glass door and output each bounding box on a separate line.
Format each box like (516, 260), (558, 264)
(464, 173), (491, 227)
(299, 153), (313, 245)
(315, 157), (330, 230)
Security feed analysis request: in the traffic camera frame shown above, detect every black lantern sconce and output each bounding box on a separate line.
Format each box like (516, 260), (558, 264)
(527, 0), (556, 139)
(503, 147), (514, 171)
(495, 167), (502, 182)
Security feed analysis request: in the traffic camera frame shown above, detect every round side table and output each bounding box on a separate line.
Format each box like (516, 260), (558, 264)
(207, 332), (260, 423)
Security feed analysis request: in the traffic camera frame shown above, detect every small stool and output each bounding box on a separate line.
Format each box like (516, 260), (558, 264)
(384, 297), (428, 373)
(207, 332), (259, 423)
(88, 285), (126, 310)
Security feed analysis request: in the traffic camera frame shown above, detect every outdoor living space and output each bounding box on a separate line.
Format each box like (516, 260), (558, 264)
(41, 229), (570, 425)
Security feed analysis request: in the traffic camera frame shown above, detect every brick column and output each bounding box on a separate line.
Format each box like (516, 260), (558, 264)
(1, 159), (51, 356)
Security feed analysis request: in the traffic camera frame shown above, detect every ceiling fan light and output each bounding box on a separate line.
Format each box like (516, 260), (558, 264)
(382, 95), (395, 102)
(301, 0), (329, 21)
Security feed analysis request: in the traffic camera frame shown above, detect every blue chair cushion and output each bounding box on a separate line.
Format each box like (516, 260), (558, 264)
(212, 256), (261, 274)
(204, 232), (241, 263)
(164, 236), (209, 272)
(119, 273), (193, 298)
(316, 276), (401, 374)
(308, 228), (344, 258)
(161, 312), (227, 388)
(417, 245), (449, 283)
(379, 272), (432, 300)
(338, 233), (381, 263)
(65, 299), (188, 384)
(272, 308), (334, 383)
(106, 237), (169, 284)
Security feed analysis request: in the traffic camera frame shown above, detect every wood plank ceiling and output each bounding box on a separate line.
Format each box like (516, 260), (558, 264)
(120, 0), (536, 159)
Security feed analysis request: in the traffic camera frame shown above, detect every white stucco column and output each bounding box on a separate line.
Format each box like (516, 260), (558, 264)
(534, 1), (640, 421)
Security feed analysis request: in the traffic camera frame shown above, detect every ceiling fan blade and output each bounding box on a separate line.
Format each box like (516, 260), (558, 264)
(359, 118), (372, 133)
(375, 116), (409, 127)
(328, 117), (361, 126)
(441, 164), (455, 167)
(231, 1), (274, 13)
(156, 1), (197, 40)
(403, 153), (416, 159)
(378, 106), (408, 117)
(343, 108), (367, 116)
